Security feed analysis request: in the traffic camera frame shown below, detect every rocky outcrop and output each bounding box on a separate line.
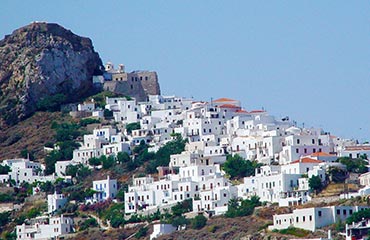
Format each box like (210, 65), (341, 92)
(0, 22), (103, 126)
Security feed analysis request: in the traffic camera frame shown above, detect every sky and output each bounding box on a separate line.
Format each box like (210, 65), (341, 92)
(1, 1), (369, 142)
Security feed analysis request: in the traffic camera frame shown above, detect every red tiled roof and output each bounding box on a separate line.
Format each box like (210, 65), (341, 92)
(311, 152), (335, 157)
(219, 104), (240, 109)
(236, 109), (248, 113)
(213, 98), (236, 102)
(249, 110), (265, 113)
(291, 157), (323, 164)
(344, 146), (370, 151)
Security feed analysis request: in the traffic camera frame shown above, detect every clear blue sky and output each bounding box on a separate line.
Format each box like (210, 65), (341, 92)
(1, 1), (369, 142)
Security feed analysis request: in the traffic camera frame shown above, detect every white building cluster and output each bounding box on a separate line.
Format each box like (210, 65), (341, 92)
(7, 93), (368, 237)
(52, 95), (368, 217)
(0, 159), (56, 186)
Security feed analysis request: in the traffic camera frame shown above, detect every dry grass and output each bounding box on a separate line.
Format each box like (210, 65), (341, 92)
(0, 111), (73, 161)
(317, 183), (360, 197)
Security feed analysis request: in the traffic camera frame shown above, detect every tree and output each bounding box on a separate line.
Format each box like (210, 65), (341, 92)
(39, 181), (54, 194)
(328, 167), (347, 183)
(346, 208), (370, 224)
(338, 157), (368, 174)
(225, 196), (261, 218)
(88, 157), (101, 167)
(65, 165), (78, 178)
(44, 150), (63, 175)
(171, 199), (193, 216)
(103, 109), (113, 119)
(309, 175), (323, 193)
(125, 122), (141, 135)
(0, 211), (11, 227)
(222, 154), (262, 179)
(191, 215), (207, 229)
(135, 227), (148, 238)
(102, 155), (115, 169)
(20, 149), (35, 160)
(146, 136), (186, 174)
(117, 152), (130, 164)
(36, 94), (66, 111)
(0, 165), (10, 174)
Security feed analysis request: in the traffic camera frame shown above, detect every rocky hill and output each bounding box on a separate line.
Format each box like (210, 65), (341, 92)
(0, 22), (103, 127)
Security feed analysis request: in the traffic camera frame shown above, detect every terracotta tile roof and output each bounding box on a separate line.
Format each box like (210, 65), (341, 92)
(344, 146), (370, 151)
(249, 110), (265, 113)
(291, 157), (323, 164)
(218, 104), (240, 109)
(213, 98), (236, 102)
(310, 152), (335, 157)
(236, 109), (248, 113)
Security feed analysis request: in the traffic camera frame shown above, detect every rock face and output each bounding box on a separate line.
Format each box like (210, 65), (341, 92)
(0, 22), (103, 126)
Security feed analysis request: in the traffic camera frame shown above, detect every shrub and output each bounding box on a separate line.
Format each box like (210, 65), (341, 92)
(278, 227), (309, 237)
(79, 118), (100, 127)
(191, 215), (207, 229)
(225, 196), (261, 218)
(125, 122), (141, 135)
(222, 154), (262, 179)
(0, 211), (11, 227)
(346, 208), (370, 224)
(79, 218), (98, 231)
(135, 226), (148, 238)
(0, 165), (10, 175)
(37, 94), (66, 111)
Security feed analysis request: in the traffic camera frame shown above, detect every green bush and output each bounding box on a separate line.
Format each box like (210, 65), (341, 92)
(225, 196), (261, 218)
(135, 226), (148, 238)
(126, 122), (141, 135)
(37, 94), (66, 111)
(0, 211), (11, 227)
(308, 175), (323, 193)
(346, 208), (370, 224)
(79, 118), (100, 127)
(338, 157), (368, 173)
(191, 215), (207, 229)
(222, 154), (262, 179)
(146, 136), (186, 174)
(171, 199), (193, 216)
(278, 227), (310, 237)
(0, 165), (10, 174)
(79, 218), (98, 231)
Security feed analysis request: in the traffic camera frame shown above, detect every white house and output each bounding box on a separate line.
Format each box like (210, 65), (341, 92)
(90, 176), (117, 203)
(268, 206), (369, 232)
(359, 172), (370, 186)
(47, 192), (67, 214)
(2, 159), (55, 186)
(16, 215), (73, 239)
(150, 223), (177, 240)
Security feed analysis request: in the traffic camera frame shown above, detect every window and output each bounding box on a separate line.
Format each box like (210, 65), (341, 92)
(309, 215), (312, 221)
(304, 148), (307, 154)
(337, 209), (340, 215)
(296, 148), (299, 153)
(343, 209), (347, 215)
(318, 211), (322, 217)
(303, 216), (305, 222)
(296, 216), (299, 223)
(297, 139), (300, 144)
